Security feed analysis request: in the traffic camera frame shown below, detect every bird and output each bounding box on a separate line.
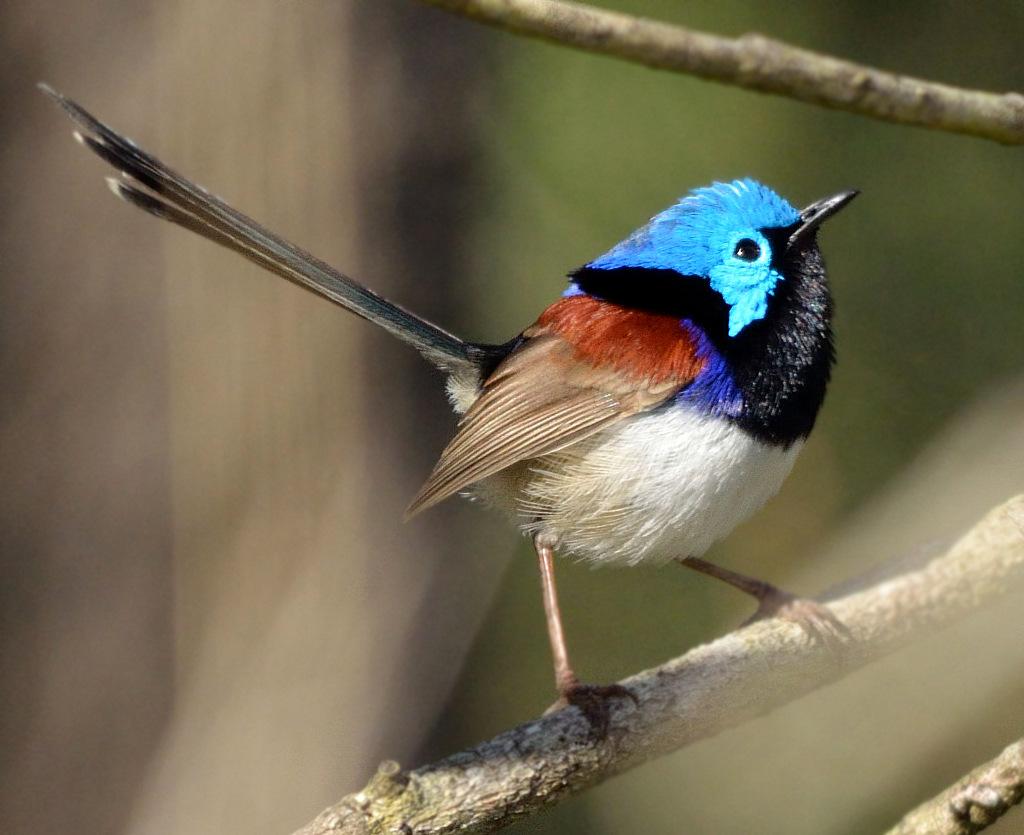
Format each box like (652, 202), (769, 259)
(42, 85), (856, 732)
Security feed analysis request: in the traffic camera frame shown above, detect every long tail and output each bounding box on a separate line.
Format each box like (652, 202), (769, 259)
(39, 84), (483, 375)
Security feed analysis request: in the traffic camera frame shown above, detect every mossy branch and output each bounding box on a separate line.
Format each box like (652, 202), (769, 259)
(885, 738), (1024, 835)
(417, 0), (1024, 145)
(293, 496), (1024, 835)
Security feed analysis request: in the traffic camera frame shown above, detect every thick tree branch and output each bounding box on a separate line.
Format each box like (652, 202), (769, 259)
(293, 496), (1024, 835)
(417, 0), (1024, 145)
(886, 738), (1024, 835)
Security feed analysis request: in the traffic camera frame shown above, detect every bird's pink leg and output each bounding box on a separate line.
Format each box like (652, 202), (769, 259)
(535, 534), (635, 734)
(677, 556), (849, 645)
(535, 534), (577, 694)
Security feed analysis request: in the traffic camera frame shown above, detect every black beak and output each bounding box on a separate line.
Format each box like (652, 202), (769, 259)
(788, 189), (859, 250)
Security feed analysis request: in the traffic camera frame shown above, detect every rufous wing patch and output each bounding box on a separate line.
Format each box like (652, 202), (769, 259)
(535, 295), (706, 385)
(406, 296), (704, 517)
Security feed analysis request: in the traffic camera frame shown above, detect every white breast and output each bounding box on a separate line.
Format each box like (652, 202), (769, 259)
(474, 405), (802, 567)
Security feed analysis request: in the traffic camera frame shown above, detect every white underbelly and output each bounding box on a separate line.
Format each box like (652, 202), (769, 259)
(476, 405), (802, 567)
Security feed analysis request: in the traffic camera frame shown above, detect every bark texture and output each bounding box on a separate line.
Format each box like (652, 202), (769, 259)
(420, 0), (1024, 144)
(886, 738), (1024, 835)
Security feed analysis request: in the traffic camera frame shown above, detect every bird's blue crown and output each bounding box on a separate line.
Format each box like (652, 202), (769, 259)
(577, 179), (801, 337)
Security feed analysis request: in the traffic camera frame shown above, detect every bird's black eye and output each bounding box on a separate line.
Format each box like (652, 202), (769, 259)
(734, 238), (761, 262)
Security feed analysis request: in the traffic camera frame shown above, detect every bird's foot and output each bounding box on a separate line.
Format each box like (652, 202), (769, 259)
(545, 680), (637, 737)
(742, 587), (850, 650)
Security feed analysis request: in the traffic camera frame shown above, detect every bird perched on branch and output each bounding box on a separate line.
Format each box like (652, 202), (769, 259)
(42, 85), (856, 732)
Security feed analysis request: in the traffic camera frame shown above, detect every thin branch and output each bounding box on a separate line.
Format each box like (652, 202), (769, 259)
(293, 496), (1024, 835)
(886, 738), (1024, 835)
(417, 0), (1024, 145)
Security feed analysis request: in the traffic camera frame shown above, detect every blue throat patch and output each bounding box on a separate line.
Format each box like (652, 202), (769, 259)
(674, 320), (743, 416)
(582, 179), (800, 336)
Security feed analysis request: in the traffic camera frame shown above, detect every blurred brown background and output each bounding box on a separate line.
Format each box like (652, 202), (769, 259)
(2, 2), (1023, 834)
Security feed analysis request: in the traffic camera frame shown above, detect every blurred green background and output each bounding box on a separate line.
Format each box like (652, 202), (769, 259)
(2, 2), (1023, 834)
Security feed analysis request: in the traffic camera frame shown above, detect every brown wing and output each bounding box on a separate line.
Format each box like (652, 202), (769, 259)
(405, 305), (699, 518)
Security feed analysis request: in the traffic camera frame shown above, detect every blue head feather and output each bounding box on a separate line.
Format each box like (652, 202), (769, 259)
(581, 179), (800, 337)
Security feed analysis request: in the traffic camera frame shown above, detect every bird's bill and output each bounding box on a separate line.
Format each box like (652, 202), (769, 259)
(788, 189), (859, 249)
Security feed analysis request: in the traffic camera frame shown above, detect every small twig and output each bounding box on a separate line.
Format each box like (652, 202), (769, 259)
(886, 738), (1024, 835)
(293, 496), (1024, 835)
(417, 0), (1024, 145)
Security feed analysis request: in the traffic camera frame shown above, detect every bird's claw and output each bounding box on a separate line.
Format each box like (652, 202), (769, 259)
(546, 681), (637, 737)
(743, 588), (851, 651)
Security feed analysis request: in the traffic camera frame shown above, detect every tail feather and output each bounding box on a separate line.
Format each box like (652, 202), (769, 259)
(39, 83), (478, 374)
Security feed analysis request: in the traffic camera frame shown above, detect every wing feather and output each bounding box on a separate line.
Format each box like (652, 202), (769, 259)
(406, 326), (696, 517)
